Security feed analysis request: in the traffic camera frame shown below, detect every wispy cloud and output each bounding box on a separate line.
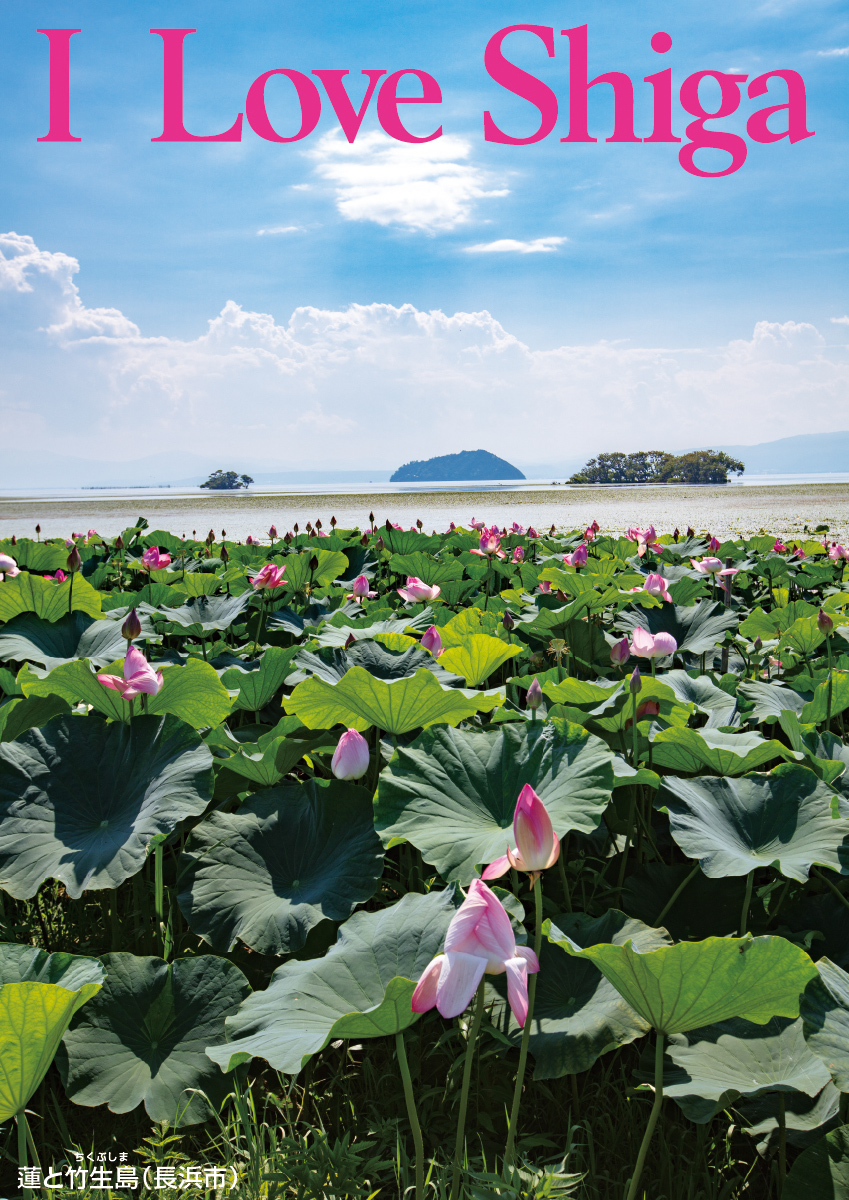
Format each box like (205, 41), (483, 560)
(307, 131), (508, 233)
(257, 226), (303, 237)
(465, 237), (567, 255)
(818, 46), (849, 56)
(831, 315), (849, 325)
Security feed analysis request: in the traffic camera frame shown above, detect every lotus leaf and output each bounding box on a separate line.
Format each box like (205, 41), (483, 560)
(0, 943), (104, 991)
(615, 600), (738, 654)
(220, 645), (298, 711)
(0, 714), (212, 898)
(783, 1124), (849, 1199)
(57, 953), (250, 1125)
(0, 612), (151, 671)
(801, 958), (849, 1091)
(160, 592), (252, 635)
(0, 694), (70, 742)
(205, 888), (460, 1075)
(0, 573), (103, 622)
(737, 679), (809, 722)
(374, 718), (615, 883)
(650, 727), (800, 775)
(439, 634), (521, 686)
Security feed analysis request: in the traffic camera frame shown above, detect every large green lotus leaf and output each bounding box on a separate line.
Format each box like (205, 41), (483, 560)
(803, 674), (849, 724)
(0, 714), (212, 899)
(737, 679), (809, 722)
(642, 670), (738, 728)
(281, 549), (349, 592)
(57, 953), (250, 1126)
(650, 727), (801, 775)
(373, 718), (615, 884)
(389, 552), (464, 586)
(802, 958), (849, 1091)
(178, 779), (383, 955)
(205, 888), (460, 1076)
(782, 615), (827, 657)
(0, 943), (104, 990)
(212, 730), (336, 796)
(739, 1083), (840, 1155)
(783, 1124), (849, 1199)
(307, 610), (435, 648)
(0, 573), (103, 622)
(488, 910), (670, 1079)
(283, 666), (503, 734)
(171, 573), (222, 597)
(621, 863), (748, 941)
(439, 635), (521, 687)
(21, 656), (232, 729)
(552, 933), (817, 1034)
(615, 600), (738, 654)
(0, 694), (70, 742)
(0, 980), (101, 1121)
(659, 1016), (830, 1124)
(658, 767), (849, 882)
(220, 646), (298, 712)
(288, 641), (455, 687)
(0, 612), (141, 671)
(0, 542), (79, 573)
(160, 591), (252, 635)
(797, 731), (849, 800)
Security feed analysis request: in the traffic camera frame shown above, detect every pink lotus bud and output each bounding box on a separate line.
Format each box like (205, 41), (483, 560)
(643, 573), (672, 602)
(512, 545), (524, 563)
(483, 785), (560, 881)
(629, 666), (642, 693)
(350, 575), (374, 599)
(331, 728), (370, 780)
(421, 625), (443, 657)
(610, 636), (630, 666)
(818, 608), (834, 633)
(121, 608), (142, 642)
(709, 536), (721, 552)
(754, 636), (763, 652)
(636, 699), (660, 721)
(584, 526), (595, 542)
(66, 547), (82, 573)
(344, 632), (356, 649)
(527, 527), (538, 538)
(673, 527), (680, 542)
(268, 525), (278, 540)
(376, 537), (385, 551)
(631, 626), (678, 659)
(691, 557), (724, 574)
(591, 520), (600, 533)
(98, 645), (163, 701)
(563, 544), (588, 568)
(773, 539), (787, 553)
(502, 611), (515, 631)
(526, 677), (543, 710)
(49, 569), (66, 582)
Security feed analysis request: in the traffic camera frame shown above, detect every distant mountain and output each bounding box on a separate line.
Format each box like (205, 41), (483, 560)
(710, 432), (849, 474)
(391, 450), (526, 483)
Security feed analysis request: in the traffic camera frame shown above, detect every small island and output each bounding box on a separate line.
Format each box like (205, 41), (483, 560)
(569, 449), (744, 485)
(199, 469), (254, 490)
(391, 449), (525, 483)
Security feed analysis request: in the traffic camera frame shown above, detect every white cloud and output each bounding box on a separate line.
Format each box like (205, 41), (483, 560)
(818, 47), (849, 56)
(307, 131), (508, 233)
(465, 237), (567, 255)
(831, 316), (849, 325)
(2, 232), (848, 476)
(257, 225), (303, 236)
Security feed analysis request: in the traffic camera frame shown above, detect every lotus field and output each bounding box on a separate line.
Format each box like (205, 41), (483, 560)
(3, 515), (849, 1199)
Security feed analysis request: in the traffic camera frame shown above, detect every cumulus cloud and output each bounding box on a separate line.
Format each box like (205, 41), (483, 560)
(307, 131), (508, 232)
(2, 232), (848, 475)
(465, 237), (567, 255)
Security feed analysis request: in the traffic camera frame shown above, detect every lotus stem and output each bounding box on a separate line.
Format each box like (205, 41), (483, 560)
(558, 837), (572, 911)
(154, 842), (167, 958)
(450, 979), (486, 1200)
(654, 863), (700, 927)
(826, 635), (834, 730)
(813, 866), (849, 914)
(740, 869), (754, 936)
(395, 1030), (424, 1200)
(625, 1032), (665, 1200)
(503, 877), (543, 1171)
(778, 1092), (786, 1191)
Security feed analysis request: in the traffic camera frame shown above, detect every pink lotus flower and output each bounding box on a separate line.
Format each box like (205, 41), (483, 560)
(411, 879), (539, 1027)
(331, 728), (370, 780)
(538, 580), (552, 594)
(469, 518), (486, 530)
(98, 646), (164, 701)
(792, 547), (805, 559)
(397, 576), (441, 603)
(511, 523), (526, 535)
(627, 524), (656, 544)
(610, 636), (630, 666)
(584, 526), (595, 542)
(631, 627), (678, 659)
(625, 698), (662, 730)
(71, 531), (84, 540)
(252, 563), (287, 590)
(141, 547), (171, 571)
(829, 545), (849, 562)
(483, 785), (561, 883)
(246, 535), (255, 545)
(590, 520), (600, 533)
(268, 525), (278, 540)
(512, 546), (525, 563)
(470, 526), (506, 559)
(0, 553), (20, 580)
(772, 539), (787, 553)
(421, 625), (443, 657)
(632, 573), (672, 602)
(48, 569), (67, 582)
(709, 536), (721, 552)
(527, 526), (539, 538)
(690, 557), (738, 578)
(347, 574), (377, 602)
(563, 544), (588, 568)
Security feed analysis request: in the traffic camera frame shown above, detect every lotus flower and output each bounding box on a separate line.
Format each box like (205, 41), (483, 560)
(141, 546), (171, 571)
(631, 627), (677, 659)
(584, 526), (595, 542)
(397, 576), (441, 602)
(772, 539), (787, 553)
(511, 523), (526, 535)
(610, 636), (630, 667)
(470, 517), (486, 530)
(527, 526), (539, 538)
(48, 569), (67, 582)
(421, 625), (443, 657)
(629, 573), (672, 602)
(829, 545), (849, 562)
(470, 526), (506, 559)
(252, 563), (286, 590)
(625, 698), (662, 730)
(411, 879), (539, 1026)
(512, 546), (525, 563)
(483, 785), (561, 883)
(268, 525), (278, 540)
(348, 575), (377, 602)
(690, 557), (738, 578)
(97, 646), (164, 700)
(331, 728), (370, 780)
(563, 544), (588, 568)
(709, 536), (721, 552)
(627, 524), (656, 544)
(0, 553), (20, 580)
(537, 580), (552, 594)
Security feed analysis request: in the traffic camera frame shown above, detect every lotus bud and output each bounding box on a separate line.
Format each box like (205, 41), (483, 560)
(221, 529), (226, 539)
(10, 535), (16, 546)
(687, 526), (695, 538)
(35, 523), (41, 537)
(610, 636), (630, 667)
(549, 524), (556, 535)
(121, 608), (142, 643)
(309, 555), (318, 571)
(293, 523), (299, 533)
(376, 536), (385, 552)
(316, 519), (322, 530)
(284, 532), (292, 545)
(385, 519), (392, 533)
(673, 527), (679, 542)
(305, 522), (312, 532)
(629, 666), (642, 693)
(221, 545), (229, 563)
(369, 511), (375, 524)
(417, 519), (423, 530)
(344, 632), (356, 649)
(709, 535), (720, 552)
(115, 534), (124, 550)
(268, 525), (278, 540)
(192, 530), (197, 539)
(503, 611), (515, 631)
(330, 516), (337, 527)
(421, 625), (443, 657)
(526, 677), (543, 710)
(754, 636), (763, 652)
(207, 529), (215, 544)
(818, 608), (834, 633)
(331, 728), (370, 780)
(360, 534), (369, 547)
(66, 546), (81, 573)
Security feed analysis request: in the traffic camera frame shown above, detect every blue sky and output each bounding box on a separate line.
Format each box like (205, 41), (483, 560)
(1, 0), (847, 475)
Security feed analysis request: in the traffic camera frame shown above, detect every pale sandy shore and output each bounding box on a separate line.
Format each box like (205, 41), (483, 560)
(1, 482), (848, 543)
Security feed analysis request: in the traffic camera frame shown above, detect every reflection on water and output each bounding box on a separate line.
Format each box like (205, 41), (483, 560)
(1, 477), (848, 542)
